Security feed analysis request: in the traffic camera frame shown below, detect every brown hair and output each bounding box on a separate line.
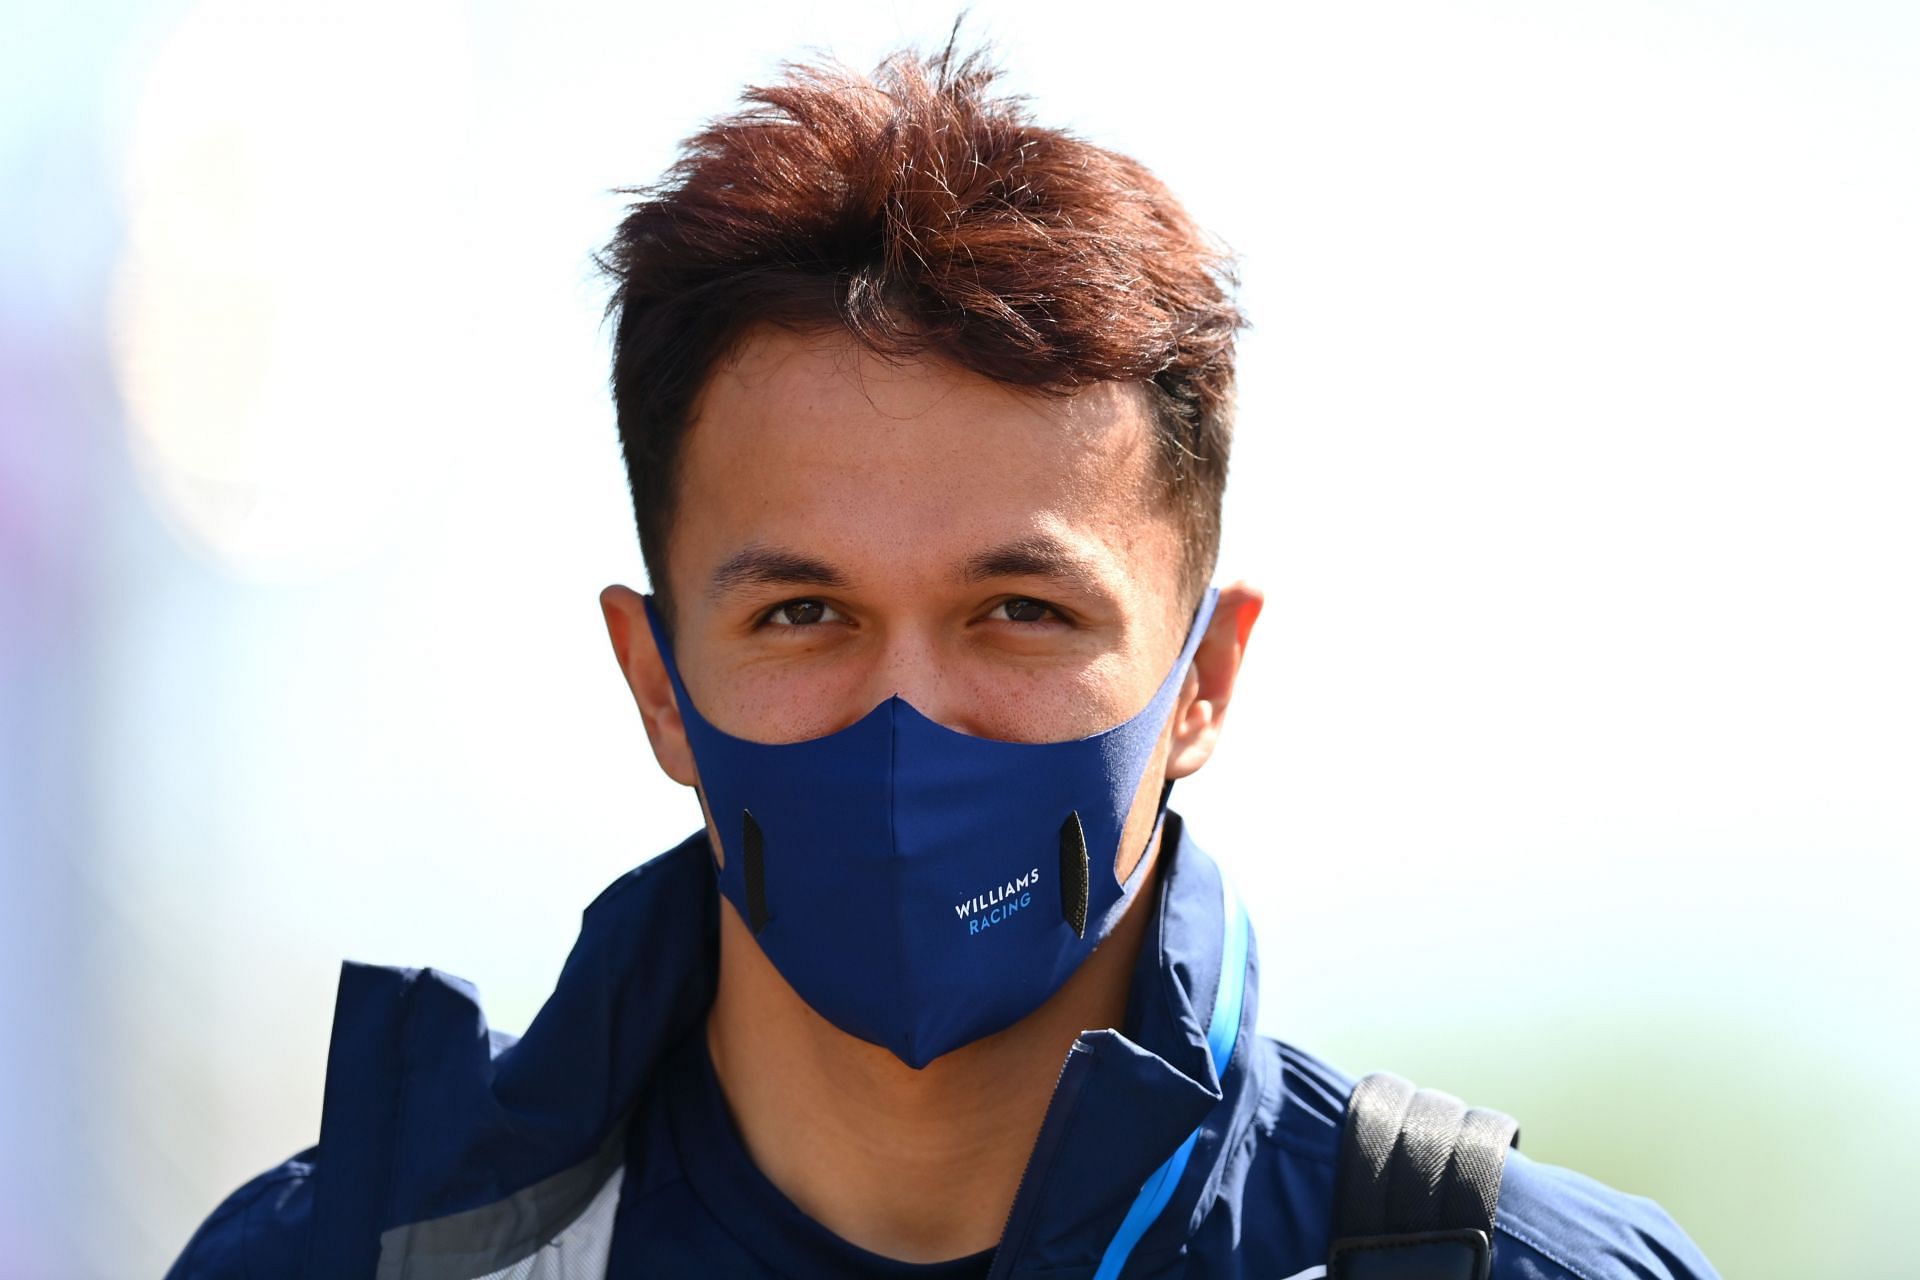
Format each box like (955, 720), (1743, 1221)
(600, 40), (1243, 611)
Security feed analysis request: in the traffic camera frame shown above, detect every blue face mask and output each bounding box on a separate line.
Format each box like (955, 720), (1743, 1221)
(643, 589), (1218, 1068)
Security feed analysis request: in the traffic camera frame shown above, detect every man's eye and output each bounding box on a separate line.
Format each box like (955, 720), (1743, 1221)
(763, 599), (839, 627)
(994, 597), (1057, 624)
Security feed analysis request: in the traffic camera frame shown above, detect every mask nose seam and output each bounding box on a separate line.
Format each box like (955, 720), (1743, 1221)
(885, 696), (920, 1065)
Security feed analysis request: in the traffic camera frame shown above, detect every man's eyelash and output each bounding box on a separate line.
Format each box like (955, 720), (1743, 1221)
(996, 597), (1070, 624)
(756, 598), (837, 627)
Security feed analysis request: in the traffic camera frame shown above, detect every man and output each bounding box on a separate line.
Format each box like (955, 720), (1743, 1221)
(171, 42), (1716, 1280)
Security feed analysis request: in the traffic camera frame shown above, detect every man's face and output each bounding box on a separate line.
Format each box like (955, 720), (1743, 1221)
(599, 323), (1262, 895)
(661, 325), (1194, 754)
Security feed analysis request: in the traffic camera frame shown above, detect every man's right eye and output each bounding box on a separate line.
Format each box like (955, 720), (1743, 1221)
(761, 599), (838, 627)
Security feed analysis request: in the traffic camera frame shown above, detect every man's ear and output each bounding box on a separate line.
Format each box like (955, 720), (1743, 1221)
(1165, 582), (1264, 781)
(599, 585), (700, 787)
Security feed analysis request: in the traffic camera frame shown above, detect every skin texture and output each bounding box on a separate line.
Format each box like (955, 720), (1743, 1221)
(600, 326), (1262, 1263)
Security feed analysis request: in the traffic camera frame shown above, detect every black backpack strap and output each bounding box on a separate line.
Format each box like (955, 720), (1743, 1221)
(1328, 1072), (1521, 1280)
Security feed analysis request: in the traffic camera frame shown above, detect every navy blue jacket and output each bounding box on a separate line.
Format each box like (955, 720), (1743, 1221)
(169, 819), (1718, 1278)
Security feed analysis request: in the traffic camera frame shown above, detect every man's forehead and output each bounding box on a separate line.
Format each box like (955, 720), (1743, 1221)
(663, 325), (1182, 608)
(683, 328), (1152, 501)
(695, 326), (1155, 455)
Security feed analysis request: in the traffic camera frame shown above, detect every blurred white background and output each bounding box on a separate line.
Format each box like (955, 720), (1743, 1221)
(2, 1), (1915, 1275)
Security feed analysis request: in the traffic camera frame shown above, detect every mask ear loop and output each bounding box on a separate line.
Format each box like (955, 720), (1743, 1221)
(1120, 585), (1217, 887)
(1145, 775), (1177, 862)
(643, 595), (744, 889)
(1113, 775), (1180, 897)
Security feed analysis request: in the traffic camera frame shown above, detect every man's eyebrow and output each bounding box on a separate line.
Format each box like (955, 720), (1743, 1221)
(961, 535), (1108, 594)
(709, 545), (850, 599)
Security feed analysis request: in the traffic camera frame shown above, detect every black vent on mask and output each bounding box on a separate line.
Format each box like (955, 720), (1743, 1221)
(1059, 812), (1090, 938)
(742, 809), (769, 935)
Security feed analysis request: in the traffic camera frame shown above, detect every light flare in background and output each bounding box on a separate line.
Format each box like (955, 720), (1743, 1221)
(110, 0), (480, 580)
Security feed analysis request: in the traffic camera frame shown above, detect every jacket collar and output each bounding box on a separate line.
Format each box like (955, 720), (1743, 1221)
(989, 813), (1262, 1275)
(308, 814), (1259, 1277)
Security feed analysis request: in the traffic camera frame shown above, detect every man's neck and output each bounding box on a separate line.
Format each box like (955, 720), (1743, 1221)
(703, 840), (1164, 1264)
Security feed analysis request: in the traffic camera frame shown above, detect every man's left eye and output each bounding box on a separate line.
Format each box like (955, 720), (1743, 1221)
(762, 599), (842, 627)
(993, 598), (1057, 624)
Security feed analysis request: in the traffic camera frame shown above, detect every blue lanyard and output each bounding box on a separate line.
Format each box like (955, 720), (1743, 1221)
(1091, 874), (1251, 1280)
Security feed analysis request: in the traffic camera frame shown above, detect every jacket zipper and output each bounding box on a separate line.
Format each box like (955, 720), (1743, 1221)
(984, 1039), (1100, 1280)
